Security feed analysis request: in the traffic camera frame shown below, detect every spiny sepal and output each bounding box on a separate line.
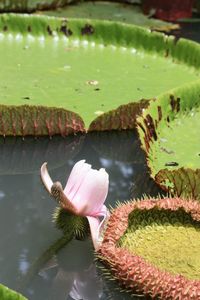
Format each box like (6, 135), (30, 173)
(53, 207), (90, 240)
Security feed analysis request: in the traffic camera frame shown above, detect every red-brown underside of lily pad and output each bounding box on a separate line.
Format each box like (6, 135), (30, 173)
(98, 198), (200, 299)
(89, 99), (149, 132)
(0, 99), (149, 137)
(0, 105), (85, 137)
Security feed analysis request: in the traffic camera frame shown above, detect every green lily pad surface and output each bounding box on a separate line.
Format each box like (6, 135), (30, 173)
(0, 14), (200, 136)
(137, 81), (200, 199)
(0, 0), (71, 12)
(0, 283), (27, 300)
(40, 1), (179, 32)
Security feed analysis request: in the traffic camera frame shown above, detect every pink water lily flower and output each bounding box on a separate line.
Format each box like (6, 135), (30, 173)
(40, 160), (109, 250)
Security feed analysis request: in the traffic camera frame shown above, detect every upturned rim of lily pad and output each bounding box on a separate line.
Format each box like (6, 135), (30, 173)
(98, 197), (200, 299)
(0, 14), (200, 136)
(136, 80), (200, 200)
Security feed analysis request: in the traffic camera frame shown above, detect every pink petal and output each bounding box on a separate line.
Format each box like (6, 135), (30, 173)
(40, 162), (53, 194)
(87, 206), (110, 250)
(86, 216), (100, 251)
(71, 168), (108, 215)
(64, 160), (91, 200)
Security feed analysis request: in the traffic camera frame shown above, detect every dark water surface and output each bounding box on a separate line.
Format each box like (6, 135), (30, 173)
(0, 131), (161, 300)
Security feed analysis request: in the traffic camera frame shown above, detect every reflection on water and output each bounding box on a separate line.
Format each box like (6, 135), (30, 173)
(38, 240), (103, 300)
(0, 130), (163, 300)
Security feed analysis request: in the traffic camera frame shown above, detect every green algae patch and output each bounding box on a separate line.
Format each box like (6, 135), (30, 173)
(40, 1), (178, 32)
(119, 208), (200, 280)
(0, 14), (200, 136)
(137, 81), (200, 199)
(98, 197), (200, 299)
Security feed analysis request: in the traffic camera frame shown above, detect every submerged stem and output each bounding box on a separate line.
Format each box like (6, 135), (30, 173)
(17, 233), (73, 290)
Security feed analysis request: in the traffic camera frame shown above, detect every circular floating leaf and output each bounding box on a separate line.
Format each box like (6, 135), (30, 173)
(137, 81), (200, 199)
(0, 14), (200, 136)
(98, 197), (200, 298)
(40, 1), (179, 32)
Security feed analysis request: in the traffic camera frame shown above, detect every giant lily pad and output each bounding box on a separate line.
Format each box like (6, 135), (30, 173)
(39, 1), (179, 32)
(99, 197), (200, 298)
(0, 0), (71, 12)
(137, 81), (200, 199)
(0, 14), (200, 136)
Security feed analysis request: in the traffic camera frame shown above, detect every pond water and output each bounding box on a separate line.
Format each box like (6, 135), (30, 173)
(0, 130), (162, 300)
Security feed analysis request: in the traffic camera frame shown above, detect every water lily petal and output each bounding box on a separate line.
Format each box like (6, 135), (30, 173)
(64, 160), (92, 200)
(87, 207), (109, 250)
(72, 168), (109, 215)
(40, 162), (53, 194)
(86, 216), (100, 251)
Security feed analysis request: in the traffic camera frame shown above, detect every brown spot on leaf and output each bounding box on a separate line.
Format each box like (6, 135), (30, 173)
(81, 24), (94, 35)
(158, 106), (162, 121)
(137, 122), (146, 134)
(170, 95), (176, 111)
(177, 97), (180, 112)
(165, 162), (179, 166)
(144, 114), (157, 141)
(165, 49), (169, 57)
(47, 25), (52, 36)
(60, 25), (72, 37)
(170, 95), (181, 113)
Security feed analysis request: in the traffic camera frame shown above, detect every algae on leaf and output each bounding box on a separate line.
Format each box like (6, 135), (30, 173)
(137, 81), (200, 199)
